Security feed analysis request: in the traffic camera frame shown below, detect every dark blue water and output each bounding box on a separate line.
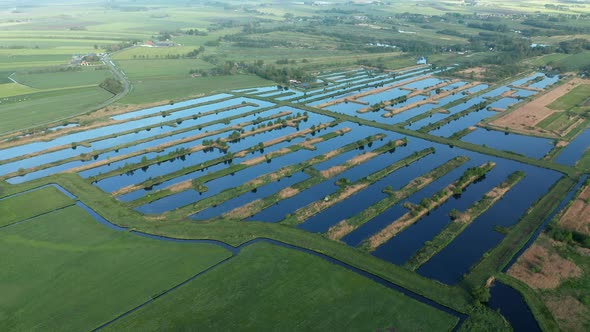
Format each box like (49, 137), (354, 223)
(370, 158), (495, 265)
(417, 164), (560, 284)
(488, 282), (541, 332)
(299, 151), (443, 234)
(488, 97), (519, 110)
(429, 109), (496, 138)
(555, 129), (590, 166)
(134, 123), (377, 213)
(462, 129), (554, 159)
(190, 171), (310, 220)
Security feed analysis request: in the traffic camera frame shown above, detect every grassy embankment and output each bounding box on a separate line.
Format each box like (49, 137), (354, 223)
(462, 175), (577, 288)
(0, 87), (114, 134)
(124, 121), (343, 210)
(173, 134), (387, 220)
(405, 171), (526, 271)
(326, 155), (470, 241)
(279, 145), (430, 226)
(1, 101), (280, 181)
(291, 102), (579, 177)
(360, 162), (497, 252)
(211, 138), (401, 221)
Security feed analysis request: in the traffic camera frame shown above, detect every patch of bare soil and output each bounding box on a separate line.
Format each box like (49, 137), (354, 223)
(491, 78), (590, 135)
(560, 185), (590, 235)
(326, 220), (354, 240)
(556, 140), (569, 148)
(545, 295), (589, 332)
(296, 183), (367, 222)
(278, 187), (300, 199)
(508, 238), (582, 289)
(224, 200), (260, 219)
(167, 180), (193, 193)
(457, 67), (486, 80)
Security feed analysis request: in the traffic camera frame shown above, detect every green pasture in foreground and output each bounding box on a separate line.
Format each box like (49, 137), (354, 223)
(0, 186), (75, 227)
(548, 84), (590, 111)
(12, 68), (114, 90)
(0, 204), (232, 331)
(119, 74), (272, 104)
(106, 241), (459, 332)
(0, 86), (113, 134)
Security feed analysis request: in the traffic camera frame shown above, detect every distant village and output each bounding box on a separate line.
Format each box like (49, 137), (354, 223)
(70, 53), (105, 66)
(70, 39), (176, 66)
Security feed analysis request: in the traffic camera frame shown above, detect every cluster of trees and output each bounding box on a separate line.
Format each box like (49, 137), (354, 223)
(27, 66), (82, 74)
(546, 224), (590, 249)
(104, 40), (140, 53)
(190, 59), (316, 84)
(99, 78), (124, 94)
(454, 166), (490, 195)
(185, 46), (206, 58)
(183, 28), (208, 36)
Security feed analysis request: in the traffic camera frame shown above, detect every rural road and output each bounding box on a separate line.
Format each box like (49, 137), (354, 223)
(97, 51), (133, 108)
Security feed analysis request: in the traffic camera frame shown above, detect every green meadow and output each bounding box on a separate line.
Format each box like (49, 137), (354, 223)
(0, 201), (232, 331)
(105, 242), (459, 332)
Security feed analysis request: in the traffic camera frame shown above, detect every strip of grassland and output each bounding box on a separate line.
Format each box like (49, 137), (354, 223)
(291, 103), (578, 177)
(326, 155), (470, 241)
(280, 145), (430, 226)
(219, 136), (390, 221)
(128, 123), (341, 209)
(404, 171), (525, 271)
(462, 175), (577, 288)
(0, 86), (114, 135)
(176, 133), (387, 220)
(417, 100), (490, 133)
(360, 162), (496, 252)
(0, 185), (75, 227)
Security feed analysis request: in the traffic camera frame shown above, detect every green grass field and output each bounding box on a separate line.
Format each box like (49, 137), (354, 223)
(105, 241), (459, 331)
(548, 84), (590, 111)
(537, 112), (581, 132)
(0, 86), (113, 134)
(0, 186), (75, 227)
(119, 75), (271, 105)
(577, 147), (590, 170)
(12, 68), (114, 90)
(0, 83), (39, 98)
(552, 51), (590, 72)
(116, 58), (214, 80)
(0, 203), (231, 331)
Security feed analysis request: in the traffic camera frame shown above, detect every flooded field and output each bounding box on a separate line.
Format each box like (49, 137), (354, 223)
(0, 66), (585, 288)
